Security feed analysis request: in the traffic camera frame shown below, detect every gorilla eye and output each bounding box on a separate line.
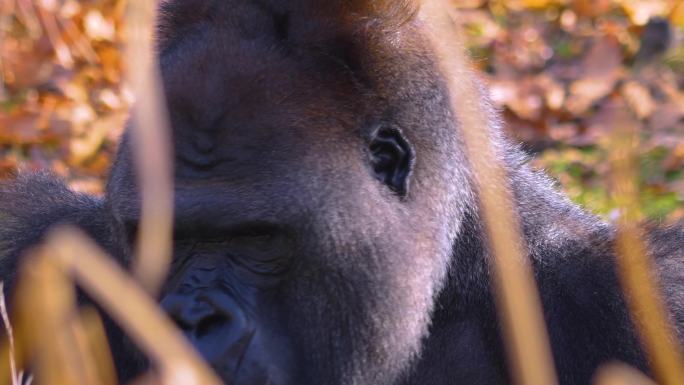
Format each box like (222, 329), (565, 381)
(369, 126), (414, 197)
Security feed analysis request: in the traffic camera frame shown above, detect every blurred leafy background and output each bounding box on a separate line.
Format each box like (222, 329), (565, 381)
(0, 0), (683, 221)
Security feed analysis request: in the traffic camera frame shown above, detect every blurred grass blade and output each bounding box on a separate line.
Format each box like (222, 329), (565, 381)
(46, 227), (223, 385)
(14, 248), (89, 385)
(418, 3), (559, 385)
(68, 310), (107, 385)
(0, 282), (21, 385)
(0, 333), (16, 385)
(608, 105), (684, 384)
(594, 364), (658, 385)
(125, 0), (175, 296)
(76, 307), (119, 385)
(126, 371), (163, 385)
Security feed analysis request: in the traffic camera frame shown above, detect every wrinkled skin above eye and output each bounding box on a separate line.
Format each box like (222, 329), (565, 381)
(228, 233), (294, 277)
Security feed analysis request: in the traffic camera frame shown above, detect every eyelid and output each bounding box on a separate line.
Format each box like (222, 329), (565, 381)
(229, 236), (276, 259)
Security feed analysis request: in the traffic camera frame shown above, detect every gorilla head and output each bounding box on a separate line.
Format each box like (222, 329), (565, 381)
(104, 0), (476, 384)
(3, 0), (669, 384)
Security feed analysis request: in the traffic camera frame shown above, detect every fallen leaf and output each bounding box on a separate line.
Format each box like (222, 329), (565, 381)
(565, 37), (623, 115)
(572, 0), (612, 18)
(622, 81), (656, 120)
(672, 2), (684, 28)
(619, 0), (670, 26)
(648, 103), (684, 132)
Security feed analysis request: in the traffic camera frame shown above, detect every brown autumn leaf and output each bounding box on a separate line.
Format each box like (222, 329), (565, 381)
(1, 37), (55, 89)
(672, 2), (684, 28)
(489, 77), (545, 122)
(549, 122), (580, 142)
(84, 10), (116, 42)
(450, 0), (487, 9)
(0, 111), (69, 145)
(566, 37), (624, 116)
(622, 81), (656, 120)
(662, 143), (684, 173)
(537, 74), (565, 111)
(505, 0), (554, 11)
(648, 103), (684, 132)
(571, 0), (613, 18)
(573, 98), (626, 146)
(619, 0), (670, 26)
(68, 111), (127, 166)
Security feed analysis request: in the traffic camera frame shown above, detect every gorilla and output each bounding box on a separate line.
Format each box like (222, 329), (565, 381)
(1, 1), (683, 385)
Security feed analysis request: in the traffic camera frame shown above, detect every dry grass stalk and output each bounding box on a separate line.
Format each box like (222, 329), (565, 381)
(125, 0), (175, 296)
(0, 283), (23, 385)
(126, 371), (163, 385)
(78, 307), (119, 385)
(14, 248), (95, 385)
(34, 2), (74, 68)
(0, 226), (221, 385)
(67, 307), (119, 385)
(594, 363), (658, 385)
(0, 340), (18, 385)
(46, 227), (222, 385)
(68, 311), (108, 385)
(418, 3), (559, 385)
(608, 107), (684, 384)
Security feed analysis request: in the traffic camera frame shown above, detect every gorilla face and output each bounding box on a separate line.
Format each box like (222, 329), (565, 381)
(105, 1), (474, 384)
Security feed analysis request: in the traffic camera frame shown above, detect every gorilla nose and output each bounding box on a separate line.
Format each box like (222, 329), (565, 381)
(160, 291), (256, 373)
(161, 293), (225, 334)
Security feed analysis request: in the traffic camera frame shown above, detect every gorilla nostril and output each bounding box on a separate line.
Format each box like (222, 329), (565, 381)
(195, 313), (228, 338)
(171, 313), (197, 332)
(161, 293), (227, 334)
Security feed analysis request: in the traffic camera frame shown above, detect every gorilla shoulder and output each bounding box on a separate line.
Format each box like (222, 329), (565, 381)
(650, 224), (684, 331)
(0, 173), (109, 283)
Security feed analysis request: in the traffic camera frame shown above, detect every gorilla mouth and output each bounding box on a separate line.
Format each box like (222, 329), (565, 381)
(160, 233), (294, 385)
(209, 329), (256, 383)
(207, 329), (293, 385)
(164, 289), (272, 383)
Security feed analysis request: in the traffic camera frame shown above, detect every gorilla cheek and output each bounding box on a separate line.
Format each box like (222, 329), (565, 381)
(282, 219), (438, 385)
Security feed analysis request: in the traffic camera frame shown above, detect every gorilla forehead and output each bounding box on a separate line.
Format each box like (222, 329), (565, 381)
(158, 0), (288, 48)
(158, 2), (374, 135)
(153, 0), (470, 235)
(156, 0), (446, 140)
(158, 0), (353, 64)
(157, 0), (416, 50)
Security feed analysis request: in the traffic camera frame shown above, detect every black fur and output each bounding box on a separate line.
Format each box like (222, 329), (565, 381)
(0, 173), (110, 286)
(1, 2), (682, 385)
